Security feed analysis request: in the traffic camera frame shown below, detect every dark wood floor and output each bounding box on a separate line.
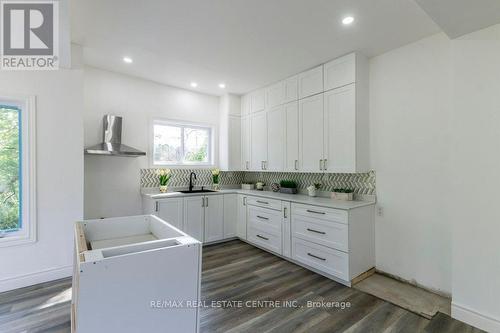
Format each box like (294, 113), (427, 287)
(0, 240), (483, 333)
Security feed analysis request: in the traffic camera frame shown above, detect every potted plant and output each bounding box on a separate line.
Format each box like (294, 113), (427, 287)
(279, 180), (298, 194)
(307, 183), (321, 197)
(211, 168), (220, 190)
(157, 168), (171, 193)
(255, 181), (265, 191)
(331, 188), (354, 201)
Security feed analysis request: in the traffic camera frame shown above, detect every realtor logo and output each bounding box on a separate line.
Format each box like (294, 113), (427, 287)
(1, 1), (59, 70)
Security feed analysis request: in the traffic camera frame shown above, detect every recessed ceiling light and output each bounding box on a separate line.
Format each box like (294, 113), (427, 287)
(123, 56), (133, 64)
(218, 83), (226, 89)
(342, 16), (354, 25)
(190, 82), (198, 88)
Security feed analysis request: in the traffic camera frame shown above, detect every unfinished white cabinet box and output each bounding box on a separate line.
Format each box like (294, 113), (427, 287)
(72, 215), (201, 333)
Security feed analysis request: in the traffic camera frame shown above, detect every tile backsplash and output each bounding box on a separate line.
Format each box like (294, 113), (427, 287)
(141, 169), (376, 195)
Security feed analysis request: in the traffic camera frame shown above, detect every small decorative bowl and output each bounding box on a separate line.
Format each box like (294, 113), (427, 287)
(271, 183), (280, 192)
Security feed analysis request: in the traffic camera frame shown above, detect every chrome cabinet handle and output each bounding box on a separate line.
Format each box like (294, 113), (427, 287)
(283, 207), (287, 218)
(307, 228), (326, 235)
(323, 159), (328, 171)
(261, 161), (264, 170)
(257, 234), (269, 241)
(243, 197), (247, 206)
(155, 201), (159, 212)
(201, 198), (204, 207)
(306, 209), (326, 215)
(256, 200), (269, 205)
(246, 161), (249, 170)
(206, 197), (208, 207)
(319, 159), (323, 171)
(294, 160), (298, 170)
(307, 253), (326, 261)
(257, 215), (269, 220)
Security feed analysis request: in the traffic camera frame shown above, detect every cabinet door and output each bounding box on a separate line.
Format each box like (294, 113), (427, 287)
(282, 201), (292, 259)
(299, 94), (324, 172)
(250, 89), (265, 113)
(241, 94), (251, 116)
(266, 105), (285, 171)
(265, 81), (285, 108)
(250, 111), (268, 171)
(228, 115), (241, 171)
(204, 195), (224, 242)
(285, 101), (299, 171)
(237, 195), (247, 239)
(284, 75), (298, 103)
(183, 196), (204, 242)
(157, 198), (184, 230)
(223, 194), (237, 238)
(241, 116), (250, 170)
(298, 65), (323, 99)
(324, 84), (356, 173)
(324, 53), (355, 91)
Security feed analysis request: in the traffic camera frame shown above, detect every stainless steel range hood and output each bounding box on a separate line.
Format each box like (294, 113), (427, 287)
(85, 115), (146, 157)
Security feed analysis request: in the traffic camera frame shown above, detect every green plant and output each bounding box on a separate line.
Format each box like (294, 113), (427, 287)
(280, 180), (297, 188)
(314, 183), (321, 189)
(333, 188), (354, 193)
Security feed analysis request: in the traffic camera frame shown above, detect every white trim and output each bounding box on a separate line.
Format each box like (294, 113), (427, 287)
(0, 94), (37, 247)
(149, 117), (216, 168)
(0, 265), (72, 293)
(452, 302), (500, 333)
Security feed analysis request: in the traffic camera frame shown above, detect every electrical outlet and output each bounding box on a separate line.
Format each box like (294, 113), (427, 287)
(377, 206), (384, 217)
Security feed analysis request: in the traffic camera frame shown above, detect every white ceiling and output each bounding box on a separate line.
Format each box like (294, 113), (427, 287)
(71, 0), (440, 96)
(415, 0), (500, 39)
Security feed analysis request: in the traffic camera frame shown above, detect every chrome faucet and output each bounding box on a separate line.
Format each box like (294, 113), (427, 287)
(189, 172), (197, 192)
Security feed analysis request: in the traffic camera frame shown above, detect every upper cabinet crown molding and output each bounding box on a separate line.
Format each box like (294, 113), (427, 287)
(298, 65), (323, 99)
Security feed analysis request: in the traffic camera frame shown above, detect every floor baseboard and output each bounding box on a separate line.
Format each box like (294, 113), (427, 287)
(452, 302), (500, 333)
(0, 266), (72, 293)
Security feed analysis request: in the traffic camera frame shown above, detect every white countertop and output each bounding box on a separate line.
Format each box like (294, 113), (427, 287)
(142, 188), (375, 210)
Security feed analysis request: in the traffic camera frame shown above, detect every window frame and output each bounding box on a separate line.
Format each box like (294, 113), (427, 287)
(150, 118), (215, 168)
(0, 94), (37, 247)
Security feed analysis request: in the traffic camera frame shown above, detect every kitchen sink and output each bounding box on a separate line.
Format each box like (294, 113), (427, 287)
(178, 189), (217, 193)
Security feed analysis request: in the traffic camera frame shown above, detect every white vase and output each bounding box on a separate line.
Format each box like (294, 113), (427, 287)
(307, 188), (317, 197)
(159, 185), (168, 193)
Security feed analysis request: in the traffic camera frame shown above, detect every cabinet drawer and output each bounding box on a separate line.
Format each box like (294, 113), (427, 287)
(292, 215), (348, 252)
(292, 237), (349, 281)
(246, 196), (282, 211)
(292, 203), (347, 224)
(248, 226), (282, 255)
(248, 205), (282, 232)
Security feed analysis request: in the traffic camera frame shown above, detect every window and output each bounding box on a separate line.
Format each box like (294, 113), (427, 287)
(152, 120), (213, 166)
(0, 96), (36, 247)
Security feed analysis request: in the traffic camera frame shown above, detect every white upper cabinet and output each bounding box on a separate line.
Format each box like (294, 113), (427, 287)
(250, 89), (265, 113)
(267, 105), (285, 171)
(324, 85), (356, 173)
(299, 94), (324, 172)
(284, 75), (298, 103)
(228, 115), (241, 171)
(284, 101), (299, 171)
(241, 115), (251, 170)
(324, 53), (356, 91)
(241, 94), (251, 116)
(298, 65), (323, 99)
(265, 82), (285, 109)
(250, 111), (268, 171)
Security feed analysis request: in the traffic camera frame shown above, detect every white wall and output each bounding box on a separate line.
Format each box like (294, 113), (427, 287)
(84, 67), (220, 219)
(450, 24), (500, 332)
(0, 69), (84, 292)
(370, 33), (453, 294)
(371, 26), (500, 331)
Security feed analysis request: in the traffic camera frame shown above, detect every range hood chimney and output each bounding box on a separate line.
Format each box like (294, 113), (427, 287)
(84, 115), (146, 157)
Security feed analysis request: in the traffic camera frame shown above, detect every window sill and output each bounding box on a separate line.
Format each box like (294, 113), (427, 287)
(0, 232), (37, 248)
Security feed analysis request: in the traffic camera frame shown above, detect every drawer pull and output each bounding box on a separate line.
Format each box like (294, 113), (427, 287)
(307, 252), (326, 261)
(306, 209), (326, 215)
(256, 200), (269, 205)
(307, 228), (326, 235)
(257, 215), (269, 220)
(256, 234), (269, 241)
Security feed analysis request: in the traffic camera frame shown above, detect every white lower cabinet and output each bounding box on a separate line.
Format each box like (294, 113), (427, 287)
(183, 196), (205, 242)
(237, 194), (248, 239)
(223, 194), (238, 238)
(204, 195), (224, 242)
(282, 201), (292, 258)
